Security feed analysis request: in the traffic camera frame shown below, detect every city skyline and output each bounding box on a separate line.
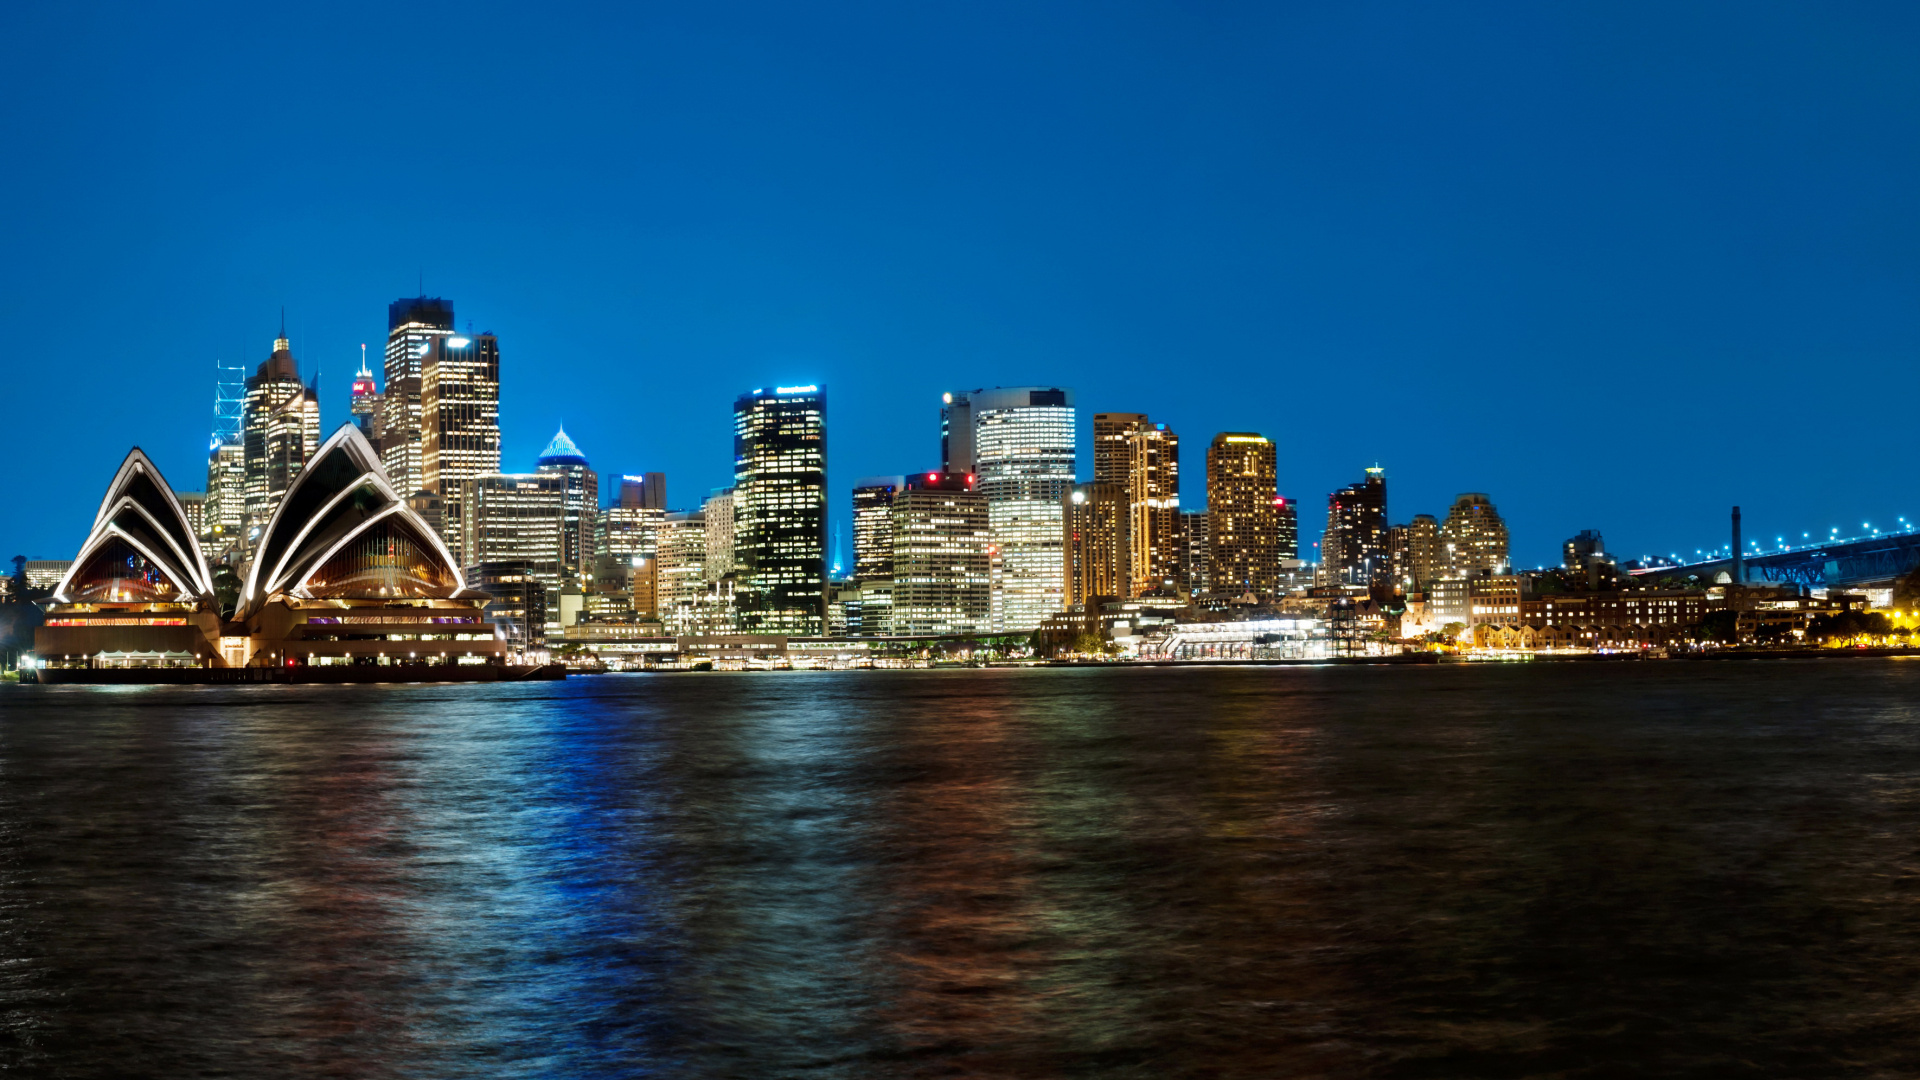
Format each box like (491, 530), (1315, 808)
(6, 5), (1920, 571)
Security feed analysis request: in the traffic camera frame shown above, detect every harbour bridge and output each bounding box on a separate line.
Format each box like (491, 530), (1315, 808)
(1630, 524), (1920, 591)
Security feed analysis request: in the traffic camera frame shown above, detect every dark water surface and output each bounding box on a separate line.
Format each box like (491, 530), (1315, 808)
(4, 663), (1920, 1078)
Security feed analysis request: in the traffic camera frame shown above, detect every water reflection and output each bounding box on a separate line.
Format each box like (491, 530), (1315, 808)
(5, 665), (1920, 1076)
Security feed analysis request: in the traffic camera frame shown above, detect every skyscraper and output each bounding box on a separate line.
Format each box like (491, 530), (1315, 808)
(852, 476), (906, 583)
(1179, 509), (1210, 595)
(421, 332), (501, 565)
(241, 328), (319, 545)
(465, 473), (567, 595)
(703, 488), (736, 582)
(1439, 493), (1510, 578)
(380, 296), (455, 496)
(891, 472), (990, 636)
(203, 438), (245, 554)
(655, 510), (709, 632)
(350, 345), (382, 446)
(1206, 433), (1279, 596)
(1407, 513), (1440, 590)
(1092, 413), (1148, 487)
(1323, 467), (1388, 587)
(1064, 482), (1127, 606)
(968, 387), (1076, 631)
(733, 386), (827, 634)
(940, 391), (973, 473)
(1127, 422), (1180, 595)
(534, 428), (597, 585)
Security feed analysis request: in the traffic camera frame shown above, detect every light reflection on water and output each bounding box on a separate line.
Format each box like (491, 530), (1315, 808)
(3, 665), (1920, 1077)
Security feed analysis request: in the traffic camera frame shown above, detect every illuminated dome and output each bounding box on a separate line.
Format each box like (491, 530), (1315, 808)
(536, 426), (588, 467)
(241, 424), (480, 615)
(57, 449), (214, 605)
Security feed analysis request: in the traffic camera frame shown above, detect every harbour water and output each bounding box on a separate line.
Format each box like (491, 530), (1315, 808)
(3, 662), (1920, 1077)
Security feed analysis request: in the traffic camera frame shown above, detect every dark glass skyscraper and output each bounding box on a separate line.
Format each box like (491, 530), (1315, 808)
(734, 386), (827, 634)
(1324, 467), (1388, 586)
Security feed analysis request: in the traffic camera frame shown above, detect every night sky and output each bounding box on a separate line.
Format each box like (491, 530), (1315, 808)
(4, 2), (1916, 568)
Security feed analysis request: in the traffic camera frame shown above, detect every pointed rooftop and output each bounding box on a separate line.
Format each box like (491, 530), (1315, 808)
(537, 426), (588, 467)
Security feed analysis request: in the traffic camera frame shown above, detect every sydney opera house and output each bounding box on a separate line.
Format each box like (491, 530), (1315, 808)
(33, 426), (534, 681)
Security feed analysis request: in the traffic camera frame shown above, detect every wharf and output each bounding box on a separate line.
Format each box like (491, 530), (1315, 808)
(26, 665), (566, 685)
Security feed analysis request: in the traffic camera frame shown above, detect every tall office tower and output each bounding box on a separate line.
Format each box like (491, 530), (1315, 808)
(601, 504), (663, 561)
(1093, 413), (1148, 487)
(1277, 496), (1299, 560)
(465, 473), (567, 594)
(1407, 513), (1440, 590)
(940, 391), (973, 473)
(655, 510), (709, 631)
(1064, 482), (1127, 607)
(1439, 493), (1510, 577)
(890, 472), (990, 636)
(1386, 524), (1410, 591)
(852, 476), (906, 583)
(380, 295), (456, 495)
(176, 491), (206, 541)
(203, 439), (246, 552)
(1179, 509), (1210, 595)
(969, 386), (1076, 631)
(608, 472), (668, 511)
(1206, 433), (1280, 596)
(733, 386), (827, 634)
(1127, 422), (1180, 595)
(350, 346), (382, 446)
(421, 332), (501, 565)
(1323, 467), (1388, 586)
(242, 329), (319, 545)
(534, 428), (597, 585)
(703, 488), (736, 581)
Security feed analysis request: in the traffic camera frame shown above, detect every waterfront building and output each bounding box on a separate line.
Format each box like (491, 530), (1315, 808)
(203, 438), (245, 554)
(350, 347), (382, 445)
(379, 296), (456, 496)
(852, 476), (906, 583)
(534, 428), (597, 585)
(1206, 433), (1279, 596)
(733, 386), (827, 634)
(1407, 514), (1440, 591)
(1064, 482), (1127, 607)
(857, 579), (893, 636)
(37, 450), (220, 668)
(241, 330), (319, 546)
(468, 560), (547, 653)
(890, 472), (990, 637)
(1323, 467), (1388, 587)
(631, 555), (660, 620)
(1179, 509), (1210, 595)
(1440, 493), (1511, 578)
(969, 387), (1076, 631)
(703, 488), (735, 581)
(421, 332), (502, 566)
(1128, 422), (1180, 595)
(656, 510), (709, 630)
(464, 473), (567, 600)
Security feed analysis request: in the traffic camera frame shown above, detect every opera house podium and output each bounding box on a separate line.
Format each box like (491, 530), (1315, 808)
(33, 427), (557, 683)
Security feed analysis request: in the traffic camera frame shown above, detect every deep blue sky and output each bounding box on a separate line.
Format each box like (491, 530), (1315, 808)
(5, 2), (1917, 568)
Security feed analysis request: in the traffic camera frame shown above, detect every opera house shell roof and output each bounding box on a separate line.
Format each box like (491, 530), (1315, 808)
(240, 424), (483, 616)
(56, 448), (215, 606)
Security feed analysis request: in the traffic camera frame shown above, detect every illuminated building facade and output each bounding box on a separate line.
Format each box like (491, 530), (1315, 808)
(350, 347), (382, 444)
(379, 295), (455, 496)
(421, 332), (501, 566)
(1440, 493), (1510, 578)
(464, 473), (567, 600)
(1207, 433), (1279, 596)
(534, 428), (597, 585)
(1179, 509), (1210, 595)
(1324, 467), (1388, 587)
(656, 510), (709, 631)
(703, 488), (735, 581)
(1128, 422), (1180, 595)
(940, 391), (973, 473)
(242, 330), (319, 548)
(1064, 482), (1127, 607)
(1404, 513), (1440, 591)
(203, 438), (245, 553)
(970, 386), (1076, 631)
(1093, 412), (1148, 487)
(733, 386), (827, 634)
(890, 472), (990, 636)
(176, 491), (205, 544)
(852, 476), (905, 582)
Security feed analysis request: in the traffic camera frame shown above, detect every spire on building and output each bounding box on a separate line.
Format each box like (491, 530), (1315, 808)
(538, 425), (587, 465)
